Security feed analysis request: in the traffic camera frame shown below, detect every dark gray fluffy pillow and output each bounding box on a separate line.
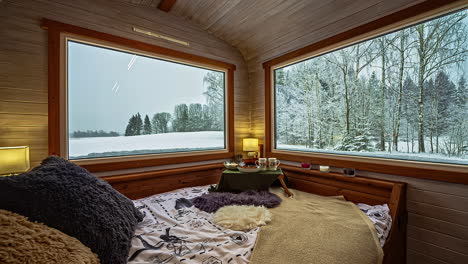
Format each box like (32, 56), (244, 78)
(0, 156), (143, 264)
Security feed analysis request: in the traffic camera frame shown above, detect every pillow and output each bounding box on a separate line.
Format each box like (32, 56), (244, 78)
(357, 203), (392, 246)
(192, 190), (282, 213)
(0, 209), (100, 264)
(214, 205), (272, 231)
(0, 156), (143, 264)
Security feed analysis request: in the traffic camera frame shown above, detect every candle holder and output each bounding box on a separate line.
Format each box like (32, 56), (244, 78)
(319, 165), (330, 173)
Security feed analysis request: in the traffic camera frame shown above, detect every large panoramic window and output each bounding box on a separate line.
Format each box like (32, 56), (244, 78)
(274, 8), (468, 165)
(67, 40), (226, 160)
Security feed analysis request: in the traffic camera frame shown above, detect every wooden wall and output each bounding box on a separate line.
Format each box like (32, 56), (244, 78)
(360, 171), (468, 264)
(0, 0), (250, 168)
(105, 164), (224, 200)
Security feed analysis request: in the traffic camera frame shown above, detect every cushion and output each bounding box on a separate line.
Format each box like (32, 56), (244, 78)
(214, 205), (272, 231)
(192, 190), (282, 213)
(0, 156), (143, 264)
(357, 203), (392, 246)
(0, 209), (100, 264)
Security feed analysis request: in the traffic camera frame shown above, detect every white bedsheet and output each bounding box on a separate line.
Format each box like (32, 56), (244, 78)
(128, 186), (258, 264)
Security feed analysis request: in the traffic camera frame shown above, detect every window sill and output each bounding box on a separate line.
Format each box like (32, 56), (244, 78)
(268, 150), (468, 185)
(76, 151), (233, 172)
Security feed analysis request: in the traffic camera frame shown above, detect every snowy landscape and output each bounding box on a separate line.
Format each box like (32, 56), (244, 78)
(68, 41), (226, 160)
(274, 9), (468, 165)
(69, 131), (225, 159)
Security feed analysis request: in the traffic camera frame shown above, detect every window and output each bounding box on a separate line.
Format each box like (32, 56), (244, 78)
(265, 4), (468, 183)
(273, 8), (468, 166)
(43, 19), (235, 171)
(67, 40), (226, 160)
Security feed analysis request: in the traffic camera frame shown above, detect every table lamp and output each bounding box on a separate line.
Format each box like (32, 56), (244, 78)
(243, 138), (259, 158)
(0, 146), (30, 176)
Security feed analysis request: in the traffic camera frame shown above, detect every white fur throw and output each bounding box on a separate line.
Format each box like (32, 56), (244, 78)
(214, 205), (272, 231)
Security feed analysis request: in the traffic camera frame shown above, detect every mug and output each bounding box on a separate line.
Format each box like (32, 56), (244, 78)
(343, 168), (355, 177)
(256, 158), (268, 171)
(267, 158), (280, 171)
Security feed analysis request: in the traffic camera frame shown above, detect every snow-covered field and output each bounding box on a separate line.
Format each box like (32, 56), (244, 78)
(278, 143), (468, 165)
(69, 131), (224, 159)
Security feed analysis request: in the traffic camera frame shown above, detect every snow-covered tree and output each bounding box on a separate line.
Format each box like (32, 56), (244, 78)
(143, 114), (152, 135)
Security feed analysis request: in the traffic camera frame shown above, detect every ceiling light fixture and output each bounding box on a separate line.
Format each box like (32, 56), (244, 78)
(133, 27), (189, 46)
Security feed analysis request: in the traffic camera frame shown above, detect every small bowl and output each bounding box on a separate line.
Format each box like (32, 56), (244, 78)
(238, 166), (261, 173)
(224, 161), (238, 170)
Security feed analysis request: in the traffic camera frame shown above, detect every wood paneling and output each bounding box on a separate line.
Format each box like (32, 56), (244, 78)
(105, 164), (223, 199)
(0, 0), (249, 167)
(408, 238), (467, 264)
(408, 213), (468, 240)
(359, 170), (468, 263)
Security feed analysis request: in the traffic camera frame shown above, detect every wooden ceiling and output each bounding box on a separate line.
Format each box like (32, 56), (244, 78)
(125, 0), (425, 64)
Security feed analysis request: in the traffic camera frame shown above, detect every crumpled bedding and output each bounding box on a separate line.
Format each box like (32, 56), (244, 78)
(129, 186), (258, 264)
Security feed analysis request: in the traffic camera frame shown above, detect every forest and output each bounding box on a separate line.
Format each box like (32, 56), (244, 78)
(275, 10), (468, 163)
(113, 71), (224, 137)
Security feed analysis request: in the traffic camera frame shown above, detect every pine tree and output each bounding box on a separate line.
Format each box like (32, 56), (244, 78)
(135, 113), (143, 135)
(143, 114), (152, 135)
(125, 115), (136, 136)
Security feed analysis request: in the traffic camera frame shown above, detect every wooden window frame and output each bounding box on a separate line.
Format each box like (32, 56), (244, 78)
(42, 19), (235, 173)
(263, 0), (468, 185)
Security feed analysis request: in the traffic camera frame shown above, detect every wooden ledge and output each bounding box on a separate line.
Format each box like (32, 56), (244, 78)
(102, 163), (224, 184)
(281, 164), (396, 190)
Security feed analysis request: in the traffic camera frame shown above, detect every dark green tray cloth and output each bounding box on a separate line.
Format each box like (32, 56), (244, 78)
(215, 168), (283, 192)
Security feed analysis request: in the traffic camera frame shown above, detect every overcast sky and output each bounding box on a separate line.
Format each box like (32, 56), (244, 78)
(68, 41), (222, 133)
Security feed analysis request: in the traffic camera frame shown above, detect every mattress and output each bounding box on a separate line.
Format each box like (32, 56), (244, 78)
(128, 186), (391, 263)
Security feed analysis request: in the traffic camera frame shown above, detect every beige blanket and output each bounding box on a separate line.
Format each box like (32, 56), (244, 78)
(250, 189), (383, 264)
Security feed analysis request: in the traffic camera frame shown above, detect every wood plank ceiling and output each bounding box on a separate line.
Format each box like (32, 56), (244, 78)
(126, 0), (426, 64)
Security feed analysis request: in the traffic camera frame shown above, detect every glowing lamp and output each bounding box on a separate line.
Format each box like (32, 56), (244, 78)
(243, 138), (259, 157)
(0, 146), (30, 176)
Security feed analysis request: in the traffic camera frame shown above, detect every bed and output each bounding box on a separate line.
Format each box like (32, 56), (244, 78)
(126, 167), (406, 264)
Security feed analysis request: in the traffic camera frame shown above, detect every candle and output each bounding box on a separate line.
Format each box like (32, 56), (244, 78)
(319, 165), (330, 173)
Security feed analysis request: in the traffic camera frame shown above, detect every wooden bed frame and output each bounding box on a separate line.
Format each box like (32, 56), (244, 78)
(281, 164), (407, 264)
(105, 163), (407, 264)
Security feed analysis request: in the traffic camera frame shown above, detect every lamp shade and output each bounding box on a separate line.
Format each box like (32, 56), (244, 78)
(243, 138), (259, 152)
(0, 146), (30, 175)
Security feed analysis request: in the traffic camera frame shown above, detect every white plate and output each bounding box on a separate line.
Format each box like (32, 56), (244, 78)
(237, 167), (261, 173)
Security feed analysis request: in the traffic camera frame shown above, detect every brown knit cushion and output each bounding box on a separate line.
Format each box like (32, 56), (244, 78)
(0, 209), (100, 264)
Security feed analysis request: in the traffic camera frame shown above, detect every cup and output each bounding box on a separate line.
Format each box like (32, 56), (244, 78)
(301, 162), (311, 169)
(343, 168), (355, 177)
(256, 158), (268, 171)
(268, 158), (280, 171)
